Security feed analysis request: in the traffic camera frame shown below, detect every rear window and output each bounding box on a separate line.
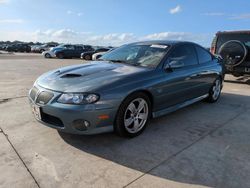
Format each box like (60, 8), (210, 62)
(216, 33), (250, 53)
(195, 46), (212, 64)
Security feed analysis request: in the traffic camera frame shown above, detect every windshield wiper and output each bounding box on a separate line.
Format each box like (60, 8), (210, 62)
(108, 59), (126, 63)
(98, 59), (126, 63)
(99, 59), (142, 66)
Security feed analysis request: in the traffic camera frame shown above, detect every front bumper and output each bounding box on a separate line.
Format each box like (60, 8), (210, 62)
(28, 85), (119, 135)
(42, 51), (56, 58)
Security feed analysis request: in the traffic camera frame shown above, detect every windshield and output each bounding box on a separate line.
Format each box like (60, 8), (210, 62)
(100, 44), (169, 68)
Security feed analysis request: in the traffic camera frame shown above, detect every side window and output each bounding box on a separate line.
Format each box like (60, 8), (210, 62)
(168, 44), (198, 67)
(76, 46), (83, 50)
(195, 46), (212, 64)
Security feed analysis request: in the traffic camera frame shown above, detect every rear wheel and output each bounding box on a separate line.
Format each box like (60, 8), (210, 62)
(207, 78), (222, 103)
(57, 52), (64, 59)
(84, 54), (91, 60)
(115, 92), (151, 137)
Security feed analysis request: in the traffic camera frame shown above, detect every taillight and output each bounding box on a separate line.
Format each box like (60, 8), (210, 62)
(210, 46), (215, 54)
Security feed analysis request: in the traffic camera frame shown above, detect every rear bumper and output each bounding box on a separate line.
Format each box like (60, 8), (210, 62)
(225, 65), (250, 75)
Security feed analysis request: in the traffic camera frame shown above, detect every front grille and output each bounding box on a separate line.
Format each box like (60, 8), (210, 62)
(30, 87), (38, 101)
(41, 110), (64, 127)
(36, 91), (54, 105)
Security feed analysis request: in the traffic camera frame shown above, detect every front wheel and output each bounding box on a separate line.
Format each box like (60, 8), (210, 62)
(207, 78), (222, 103)
(45, 53), (51, 58)
(115, 92), (151, 137)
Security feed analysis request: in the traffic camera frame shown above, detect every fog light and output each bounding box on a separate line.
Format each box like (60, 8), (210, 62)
(83, 120), (90, 127)
(73, 119), (90, 131)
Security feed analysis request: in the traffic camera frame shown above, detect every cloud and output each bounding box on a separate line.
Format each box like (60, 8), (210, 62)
(0, 0), (9, 4)
(230, 13), (250, 20)
(0, 29), (211, 47)
(87, 33), (136, 46)
(77, 12), (83, 17)
(0, 19), (24, 24)
(202, 12), (225, 16)
(169, 5), (181, 14)
(67, 10), (83, 17)
(142, 32), (210, 44)
(202, 12), (250, 20)
(31, 29), (83, 43)
(67, 10), (73, 15)
(143, 32), (187, 40)
(52, 29), (78, 38)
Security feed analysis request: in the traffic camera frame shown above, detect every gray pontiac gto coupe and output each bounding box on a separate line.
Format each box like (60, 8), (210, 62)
(29, 41), (224, 137)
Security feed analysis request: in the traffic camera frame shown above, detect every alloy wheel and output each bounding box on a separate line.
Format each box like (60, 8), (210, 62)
(212, 80), (221, 100)
(123, 98), (149, 134)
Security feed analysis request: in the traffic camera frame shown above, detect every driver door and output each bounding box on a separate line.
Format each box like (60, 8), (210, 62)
(155, 44), (201, 110)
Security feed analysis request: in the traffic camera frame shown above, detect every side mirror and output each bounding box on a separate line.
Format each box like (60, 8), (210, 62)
(164, 59), (184, 71)
(169, 60), (184, 69)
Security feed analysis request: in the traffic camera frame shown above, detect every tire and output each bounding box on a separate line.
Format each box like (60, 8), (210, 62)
(218, 40), (247, 67)
(232, 73), (242, 77)
(84, 54), (91, 60)
(114, 92), (151, 137)
(96, 55), (102, 60)
(39, 49), (45, 53)
(57, 52), (64, 59)
(45, 53), (51, 58)
(207, 78), (222, 103)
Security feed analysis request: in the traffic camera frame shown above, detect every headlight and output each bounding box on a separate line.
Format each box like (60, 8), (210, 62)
(57, 93), (99, 104)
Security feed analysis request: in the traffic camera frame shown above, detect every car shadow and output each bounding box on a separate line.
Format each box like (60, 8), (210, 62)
(58, 93), (249, 187)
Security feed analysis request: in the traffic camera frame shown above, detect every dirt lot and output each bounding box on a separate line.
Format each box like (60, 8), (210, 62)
(0, 53), (250, 188)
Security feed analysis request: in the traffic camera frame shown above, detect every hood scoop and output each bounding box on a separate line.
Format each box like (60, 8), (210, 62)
(61, 73), (82, 78)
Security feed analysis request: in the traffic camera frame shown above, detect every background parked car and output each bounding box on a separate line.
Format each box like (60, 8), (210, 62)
(55, 45), (94, 59)
(34, 43), (58, 53)
(0, 44), (7, 50)
(81, 47), (111, 60)
(0, 44), (4, 50)
(211, 30), (250, 77)
(31, 45), (41, 53)
(6, 43), (31, 52)
(42, 44), (74, 58)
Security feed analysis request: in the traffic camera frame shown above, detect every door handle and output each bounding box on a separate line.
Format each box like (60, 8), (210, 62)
(186, 73), (201, 80)
(190, 74), (199, 78)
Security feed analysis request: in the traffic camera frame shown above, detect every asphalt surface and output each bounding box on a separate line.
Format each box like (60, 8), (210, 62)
(0, 53), (250, 188)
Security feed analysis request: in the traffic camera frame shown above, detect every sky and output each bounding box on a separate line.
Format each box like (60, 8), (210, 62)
(0, 0), (249, 47)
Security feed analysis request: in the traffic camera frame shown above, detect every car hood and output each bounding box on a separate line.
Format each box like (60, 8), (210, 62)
(36, 61), (152, 92)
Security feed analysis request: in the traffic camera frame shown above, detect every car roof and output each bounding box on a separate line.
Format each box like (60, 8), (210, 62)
(129, 40), (195, 46)
(216, 30), (250, 35)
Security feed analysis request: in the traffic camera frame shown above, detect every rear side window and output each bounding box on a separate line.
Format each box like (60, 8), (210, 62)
(168, 44), (198, 67)
(195, 46), (212, 64)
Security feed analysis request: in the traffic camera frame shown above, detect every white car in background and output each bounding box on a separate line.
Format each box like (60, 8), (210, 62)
(42, 50), (57, 58)
(92, 48), (115, 60)
(92, 51), (107, 60)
